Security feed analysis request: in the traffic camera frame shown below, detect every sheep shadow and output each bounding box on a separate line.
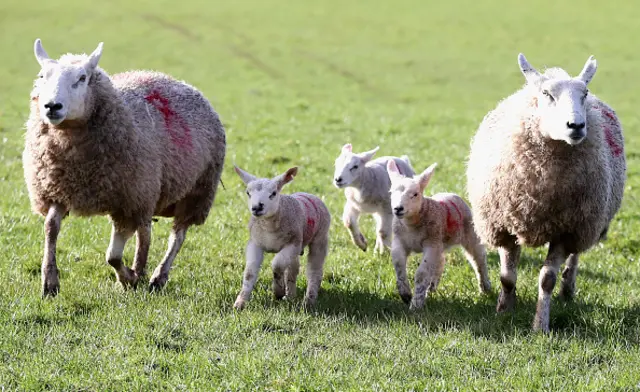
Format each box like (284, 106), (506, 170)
(312, 285), (640, 343)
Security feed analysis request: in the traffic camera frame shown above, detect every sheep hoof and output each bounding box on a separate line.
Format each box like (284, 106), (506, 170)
(409, 299), (424, 311)
(496, 288), (516, 313)
(302, 296), (316, 310)
(532, 318), (550, 333)
(148, 274), (168, 292)
(400, 292), (412, 304)
(559, 284), (575, 301)
(42, 268), (60, 298)
(233, 297), (246, 310)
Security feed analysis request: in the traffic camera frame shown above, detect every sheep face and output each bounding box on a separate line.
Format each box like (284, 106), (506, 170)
(333, 144), (379, 188)
(32, 39), (103, 126)
(518, 53), (597, 146)
(387, 161), (437, 219)
(235, 166), (298, 218)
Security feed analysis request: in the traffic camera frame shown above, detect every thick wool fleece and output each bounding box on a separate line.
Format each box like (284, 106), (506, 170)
(467, 73), (625, 253)
(23, 64), (226, 231)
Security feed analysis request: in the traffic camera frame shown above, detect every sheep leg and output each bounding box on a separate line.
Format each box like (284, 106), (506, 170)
(303, 237), (328, 309)
(373, 212), (393, 255)
(560, 253), (579, 300)
(461, 234), (492, 293)
(41, 204), (67, 297)
(496, 243), (521, 313)
(411, 245), (444, 310)
(285, 256), (300, 300)
(148, 226), (187, 291)
(271, 244), (300, 300)
(130, 222), (152, 281)
(234, 240), (264, 310)
(391, 238), (412, 304)
(533, 242), (569, 332)
(343, 202), (367, 251)
(106, 225), (136, 288)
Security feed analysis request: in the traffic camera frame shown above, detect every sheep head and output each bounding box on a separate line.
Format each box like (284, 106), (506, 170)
(333, 144), (379, 188)
(387, 161), (437, 219)
(518, 53), (597, 146)
(32, 39), (103, 126)
(235, 166), (298, 218)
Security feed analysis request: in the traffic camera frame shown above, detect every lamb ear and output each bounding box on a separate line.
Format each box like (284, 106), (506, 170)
(234, 166), (257, 185)
(518, 53), (541, 85)
(34, 39), (50, 67)
(342, 143), (352, 153)
(275, 166), (298, 190)
(86, 42), (104, 71)
(416, 163), (437, 191)
(386, 160), (402, 182)
(577, 55), (597, 85)
(358, 146), (379, 163)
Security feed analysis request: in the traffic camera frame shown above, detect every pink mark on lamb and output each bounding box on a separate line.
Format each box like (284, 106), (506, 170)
(594, 105), (623, 157)
(294, 194), (320, 244)
(145, 90), (193, 150)
(439, 200), (462, 235)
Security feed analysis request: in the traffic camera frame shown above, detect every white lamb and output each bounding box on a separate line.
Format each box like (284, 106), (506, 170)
(387, 161), (491, 310)
(333, 144), (415, 254)
(233, 166), (331, 310)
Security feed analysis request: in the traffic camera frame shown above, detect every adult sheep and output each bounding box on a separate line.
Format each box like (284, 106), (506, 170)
(466, 53), (626, 332)
(24, 39), (226, 296)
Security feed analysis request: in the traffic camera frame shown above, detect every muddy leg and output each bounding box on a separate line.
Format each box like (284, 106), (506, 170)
(391, 237), (412, 304)
(41, 204), (67, 297)
(560, 253), (579, 300)
(106, 224), (135, 288)
(303, 237), (328, 308)
(496, 242), (521, 313)
(271, 244), (300, 300)
(462, 233), (492, 293)
(149, 225), (187, 291)
(533, 242), (568, 332)
(130, 221), (152, 283)
(373, 211), (393, 255)
(285, 256), (300, 299)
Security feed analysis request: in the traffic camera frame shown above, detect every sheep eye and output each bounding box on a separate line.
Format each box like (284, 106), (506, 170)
(350, 165), (359, 171)
(542, 90), (554, 101)
(246, 190), (250, 197)
(269, 191), (277, 199)
(79, 75), (87, 83)
(413, 192), (419, 198)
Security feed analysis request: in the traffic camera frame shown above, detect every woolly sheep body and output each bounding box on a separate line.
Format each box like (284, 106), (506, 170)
(466, 54), (625, 332)
(24, 42), (225, 296)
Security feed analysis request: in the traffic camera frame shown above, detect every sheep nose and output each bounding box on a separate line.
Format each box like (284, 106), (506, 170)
(566, 121), (585, 131)
(393, 206), (404, 216)
(251, 203), (264, 213)
(335, 177), (342, 183)
(44, 101), (63, 113)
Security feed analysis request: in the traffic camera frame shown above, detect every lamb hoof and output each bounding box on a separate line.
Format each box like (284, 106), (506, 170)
(480, 280), (492, 294)
(400, 292), (412, 304)
(532, 318), (550, 333)
(496, 288), (516, 313)
(559, 284), (575, 301)
(148, 274), (168, 292)
(41, 268), (60, 298)
(409, 299), (424, 311)
(302, 296), (316, 310)
(355, 234), (368, 252)
(116, 267), (139, 289)
(233, 297), (246, 310)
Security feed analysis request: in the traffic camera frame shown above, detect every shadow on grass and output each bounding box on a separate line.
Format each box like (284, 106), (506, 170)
(312, 285), (640, 343)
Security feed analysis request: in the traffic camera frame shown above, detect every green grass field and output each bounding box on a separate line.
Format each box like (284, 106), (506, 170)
(1, 0), (639, 390)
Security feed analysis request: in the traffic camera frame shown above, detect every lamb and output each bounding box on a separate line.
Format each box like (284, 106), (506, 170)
(333, 144), (415, 254)
(387, 161), (491, 310)
(466, 53), (626, 332)
(23, 39), (226, 296)
(233, 166), (331, 310)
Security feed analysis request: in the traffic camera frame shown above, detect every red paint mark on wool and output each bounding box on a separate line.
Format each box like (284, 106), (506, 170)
(144, 90), (193, 150)
(593, 105), (623, 157)
(439, 200), (460, 235)
(294, 194), (321, 243)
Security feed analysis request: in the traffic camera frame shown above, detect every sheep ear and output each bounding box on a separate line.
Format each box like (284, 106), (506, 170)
(34, 39), (50, 67)
(86, 42), (104, 71)
(275, 166), (298, 191)
(386, 160), (402, 182)
(234, 166), (257, 185)
(342, 143), (352, 153)
(417, 163), (437, 191)
(518, 53), (541, 85)
(358, 146), (379, 163)
(577, 55), (597, 85)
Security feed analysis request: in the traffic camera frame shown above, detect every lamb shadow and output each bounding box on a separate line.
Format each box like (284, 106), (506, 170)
(312, 285), (640, 343)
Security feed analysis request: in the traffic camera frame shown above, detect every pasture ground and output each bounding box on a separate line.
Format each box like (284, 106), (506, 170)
(0, 0), (639, 390)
